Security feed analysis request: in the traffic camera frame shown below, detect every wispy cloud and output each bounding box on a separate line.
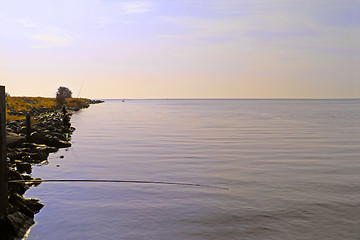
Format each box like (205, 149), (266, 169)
(0, 14), (78, 48)
(30, 34), (76, 48)
(18, 18), (40, 28)
(159, 0), (360, 57)
(120, 1), (150, 14)
(95, 16), (133, 28)
(159, 16), (244, 41)
(93, 1), (151, 28)
(100, 1), (151, 15)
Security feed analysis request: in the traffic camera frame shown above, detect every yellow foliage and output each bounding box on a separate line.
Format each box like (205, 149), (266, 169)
(5, 96), (90, 120)
(6, 97), (56, 120)
(6, 115), (27, 121)
(66, 98), (88, 108)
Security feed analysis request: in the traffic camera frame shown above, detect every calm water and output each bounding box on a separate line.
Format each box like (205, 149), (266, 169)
(24, 99), (360, 240)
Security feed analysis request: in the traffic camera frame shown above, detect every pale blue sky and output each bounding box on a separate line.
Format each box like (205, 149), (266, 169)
(0, 0), (359, 98)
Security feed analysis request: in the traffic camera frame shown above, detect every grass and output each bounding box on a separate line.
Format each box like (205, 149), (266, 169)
(66, 98), (89, 109)
(6, 96), (90, 121)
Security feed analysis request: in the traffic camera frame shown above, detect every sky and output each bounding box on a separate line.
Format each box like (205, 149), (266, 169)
(0, 0), (359, 99)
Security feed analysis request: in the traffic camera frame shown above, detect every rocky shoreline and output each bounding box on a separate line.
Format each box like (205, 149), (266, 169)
(1, 99), (103, 240)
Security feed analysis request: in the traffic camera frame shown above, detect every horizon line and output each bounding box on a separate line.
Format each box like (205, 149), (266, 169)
(99, 97), (360, 100)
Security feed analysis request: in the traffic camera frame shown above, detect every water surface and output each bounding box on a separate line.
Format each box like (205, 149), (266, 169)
(25, 99), (360, 239)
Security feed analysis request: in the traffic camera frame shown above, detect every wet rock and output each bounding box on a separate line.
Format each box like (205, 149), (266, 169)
(0, 211), (35, 240)
(49, 136), (71, 148)
(23, 143), (58, 153)
(32, 150), (49, 161)
(15, 161), (32, 174)
(8, 168), (28, 195)
(54, 133), (67, 141)
(27, 199), (44, 213)
(9, 194), (35, 218)
(9, 194), (44, 216)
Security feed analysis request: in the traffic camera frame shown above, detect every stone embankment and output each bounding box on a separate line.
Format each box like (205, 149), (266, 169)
(1, 99), (103, 240)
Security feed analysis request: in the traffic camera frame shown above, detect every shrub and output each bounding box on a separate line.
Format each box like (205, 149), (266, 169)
(56, 86), (72, 106)
(66, 98), (87, 108)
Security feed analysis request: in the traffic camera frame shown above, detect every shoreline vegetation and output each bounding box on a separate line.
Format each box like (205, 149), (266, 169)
(1, 96), (103, 240)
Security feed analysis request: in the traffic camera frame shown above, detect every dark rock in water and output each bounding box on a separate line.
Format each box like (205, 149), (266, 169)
(9, 194), (44, 216)
(15, 161), (32, 174)
(49, 136), (71, 148)
(0, 211), (35, 240)
(27, 199), (44, 213)
(32, 150), (49, 161)
(8, 168), (28, 196)
(90, 99), (104, 104)
(9, 195), (35, 218)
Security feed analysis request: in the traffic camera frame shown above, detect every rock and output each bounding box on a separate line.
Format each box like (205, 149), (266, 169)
(21, 175), (32, 181)
(27, 199), (44, 213)
(0, 211), (35, 240)
(37, 145), (58, 153)
(18, 126), (28, 134)
(49, 136), (71, 148)
(22, 143), (58, 153)
(15, 161), (32, 174)
(29, 132), (48, 144)
(10, 193), (44, 215)
(7, 151), (25, 162)
(8, 168), (28, 195)
(9, 194), (35, 218)
(6, 132), (24, 148)
(32, 150), (49, 161)
(55, 133), (67, 141)
(8, 167), (24, 181)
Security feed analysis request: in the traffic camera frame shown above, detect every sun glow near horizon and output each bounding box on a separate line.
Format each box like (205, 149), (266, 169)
(0, 0), (359, 99)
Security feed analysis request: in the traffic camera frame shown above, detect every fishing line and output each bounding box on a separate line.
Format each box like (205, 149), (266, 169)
(8, 179), (229, 190)
(77, 80), (85, 98)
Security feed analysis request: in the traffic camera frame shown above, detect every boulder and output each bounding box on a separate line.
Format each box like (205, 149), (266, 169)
(15, 161), (32, 174)
(1, 211), (35, 240)
(29, 132), (48, 144)
(9, 194), (35, 218)
(6, 132), (24, 148)
(32, 150), (49, 161)
(49, 136), (71, 148)
(9, 193), (44, 215)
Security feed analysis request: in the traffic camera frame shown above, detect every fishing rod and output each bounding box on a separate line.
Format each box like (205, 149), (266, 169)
(77, 80), (85, 98)
(9, 179), (229, 190)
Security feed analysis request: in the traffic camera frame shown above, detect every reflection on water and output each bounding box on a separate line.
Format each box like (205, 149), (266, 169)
(25, 99), (360, 240)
